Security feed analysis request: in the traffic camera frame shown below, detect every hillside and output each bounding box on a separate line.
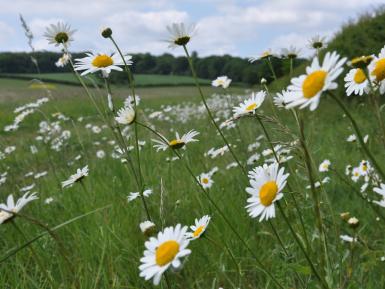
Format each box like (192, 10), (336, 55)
(327, 6), (385, 58)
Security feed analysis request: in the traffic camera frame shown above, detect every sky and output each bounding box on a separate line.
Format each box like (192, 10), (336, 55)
(0, 0), (383, 58)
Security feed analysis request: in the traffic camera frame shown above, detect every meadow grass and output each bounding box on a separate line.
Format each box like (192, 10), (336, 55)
(0, 72), (384, 289)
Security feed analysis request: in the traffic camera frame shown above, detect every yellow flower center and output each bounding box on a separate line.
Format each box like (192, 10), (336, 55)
(371, 58), (385, 82)
(92, 54), (114, 68)
(246, 103), (257, 111)
(193, 226), (205, 238)
(202, 178), (209, 184)
(259, 181), (278, 206)
(169, 139), (185, 149)
(155, 240), (180, 266)
(353, 68), (366, 84)
(302, 70), (327, 98)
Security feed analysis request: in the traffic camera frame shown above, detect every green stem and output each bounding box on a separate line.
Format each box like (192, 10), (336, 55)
(182, 44), (247, 177)
(329, 91), (385, 180)
(277, 203), (329, 289)
(137, 121), (285, 289)
(293, 110), (328, 273)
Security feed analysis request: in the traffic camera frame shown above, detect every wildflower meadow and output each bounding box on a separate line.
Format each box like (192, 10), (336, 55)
(1, 7), (385, 289)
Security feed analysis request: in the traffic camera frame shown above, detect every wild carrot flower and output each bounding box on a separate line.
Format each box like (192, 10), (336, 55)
(0, 192), (38, 224)
(246, 163), (289, 222)
(139, 224), (191, 285)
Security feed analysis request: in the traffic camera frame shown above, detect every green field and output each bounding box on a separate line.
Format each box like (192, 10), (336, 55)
(0, 66), (384, 289)
(0, 72), (211, 87)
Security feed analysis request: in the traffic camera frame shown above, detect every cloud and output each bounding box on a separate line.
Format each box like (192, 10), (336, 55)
(0, 0), (382, 56)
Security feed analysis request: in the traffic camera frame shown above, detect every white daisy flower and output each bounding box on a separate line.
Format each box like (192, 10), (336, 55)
(308, 35), (326, 50)
(44, 197), (54, 204)
(283, 51), (347, 111)
(351, 167), (361, 182)
(359, 160), (371, 176)
(62, 165), (89, 188)
(140, 220), (156, 235)
(373, 183), (385, 207)
(281, 46), (301, 59)
(344, 68), (369, 96)
(0, 192), (38, 224)
(115, 106), (135, 125)
(212, 76), (232, 89)
(368, 45), (385, 94)
(246, 163), (289, 222)
(127, 189), (153, 202)
(44, 22), (76, 47)
(152, 130), (199, 151)
(96, 150), (106, 159)
(166, 23), (196, 48)
(249, 49), (274, 62)
(340, 235), (357, 243)
(233, 91), (265, 117)
(186, 215), (211, 240)
(55, 53), (71, 67)
(124, 95), (141, 107)
(74, 52), (132, 78)
(319, 159), (331, 172)
(198, 173), (214, 189)
(139, 224), (191, 285)
(274, 90), (288, 108)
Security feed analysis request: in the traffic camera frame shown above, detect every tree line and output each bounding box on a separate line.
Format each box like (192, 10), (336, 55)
(0, 51), (305, 85)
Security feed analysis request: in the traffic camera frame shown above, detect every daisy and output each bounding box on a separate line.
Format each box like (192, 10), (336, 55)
(319, 159), (331, 172)
(115, 106), (135, 125)
(283, 51), (346, 111)
(0, 192), (38, 224)
(198, 173), (214, 189)
(212, 76), (232, 89)
(74, 52), (132, 78)
(44, 22), (76, 47)
(127, 189), (153, 202)
(344, 68), (369, 96)
(340, 235), (357, 243)
(139, 224), (191, 285)
(249, 49), (274, 62)
(166, 23), (196, 48)
(140, 220), (156, 236)
(55, 53), (71, 68)
(62, 165), (89, 188)
(152, 130), (199, 151)
(368, 45), (385, 94)
(308, 35), (326, 50)
(246, 163), (289, 222)
(373, 183), (385, 207)
(281, 46), (301, 59)
(274, 90), (288, 108)
(233, 91), (265, 117)
(186, 215), (211, 240)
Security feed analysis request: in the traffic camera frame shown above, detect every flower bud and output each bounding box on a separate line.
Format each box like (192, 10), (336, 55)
(101, 27), (112, 38)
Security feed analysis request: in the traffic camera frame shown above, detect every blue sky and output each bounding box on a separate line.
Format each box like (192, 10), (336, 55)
(0, 0), (383, 58)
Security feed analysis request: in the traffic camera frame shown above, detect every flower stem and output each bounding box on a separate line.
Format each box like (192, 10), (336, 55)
(137, 121), (285, 289)
(182, 44), (247, 177)
(329, 91), (385, 180)
(277, 203), (330, 289)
